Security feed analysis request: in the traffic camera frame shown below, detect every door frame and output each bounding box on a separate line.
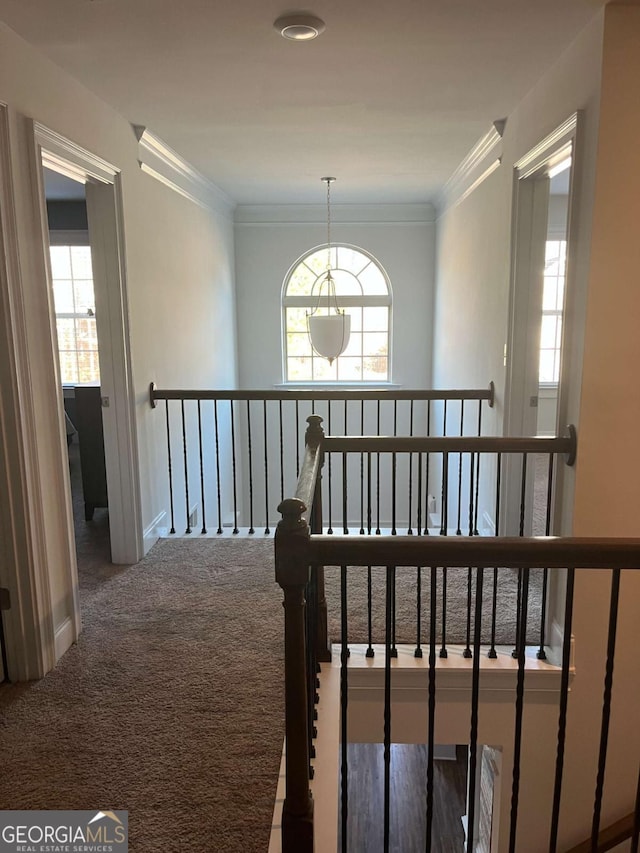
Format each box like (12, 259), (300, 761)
(503, 112), (580, 535)
(32, 121), (143, 567)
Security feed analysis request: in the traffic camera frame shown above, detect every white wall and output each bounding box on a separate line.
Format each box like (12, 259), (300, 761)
(0, 21), (237, 674)
(433, 7), (640, 848)
(234, 204), (435, 389)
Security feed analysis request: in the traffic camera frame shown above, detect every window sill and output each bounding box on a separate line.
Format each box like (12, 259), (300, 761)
(275, 382), (402, 390)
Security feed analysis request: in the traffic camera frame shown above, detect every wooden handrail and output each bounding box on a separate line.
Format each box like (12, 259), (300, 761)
(306, 535), (640, 570)
(566, 812), (636, 852)
(149, 381), (495, 406)
(323, 426), (576, 465)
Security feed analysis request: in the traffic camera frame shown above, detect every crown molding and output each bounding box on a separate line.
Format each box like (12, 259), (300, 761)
(436, 120), (506, 216)
(134, 126), (235, 220)
(234, 202), (436, 225)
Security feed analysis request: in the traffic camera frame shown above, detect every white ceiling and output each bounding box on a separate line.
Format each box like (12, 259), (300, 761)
(0, 0), (605, 205)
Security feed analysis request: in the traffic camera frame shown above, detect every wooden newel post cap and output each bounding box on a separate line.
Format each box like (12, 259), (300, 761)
(277, 498), (307, 530)
(305, 414), (324, 448)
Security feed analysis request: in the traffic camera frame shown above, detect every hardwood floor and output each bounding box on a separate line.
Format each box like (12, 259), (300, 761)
(340, 743), (468, 852)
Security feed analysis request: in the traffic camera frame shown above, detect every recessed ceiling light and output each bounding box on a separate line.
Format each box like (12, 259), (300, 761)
(274, 14), (325, 41)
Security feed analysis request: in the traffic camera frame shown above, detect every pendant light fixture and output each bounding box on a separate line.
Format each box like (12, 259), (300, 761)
(307, 177), (351, 364)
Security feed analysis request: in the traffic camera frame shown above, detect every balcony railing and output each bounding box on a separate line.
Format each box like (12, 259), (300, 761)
(148, 383), (495, 536)
(274, 420), (640, 853)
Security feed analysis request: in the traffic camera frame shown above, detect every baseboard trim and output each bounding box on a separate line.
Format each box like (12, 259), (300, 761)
(54, 617), (75, 663)
(144, 510), (167, 554)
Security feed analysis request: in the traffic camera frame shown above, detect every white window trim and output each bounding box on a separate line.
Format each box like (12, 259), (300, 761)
(281, 243), (393, 384)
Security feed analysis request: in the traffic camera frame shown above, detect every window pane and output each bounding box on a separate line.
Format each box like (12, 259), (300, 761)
(312, 357), (337, 382)
(286, 264), (317, 296)
(363, 332), (388, 357)
(74, 280), (95, 315)
(304, 249), (334, 276)
(363, 355), (388, 381)
(348, 308), (363, 333)
(76, 318), (98, 350)
(287, 332), (310, 357)
(362, 306), (388, 332)
(70, 246), (93, 278)
(77, 350), (100, 383)
(58, 351), (78, 384)
(331, 269), (362, 297)
(342, 332), (363, 358)
(56, 318), (76, 350)
(50, 246), (71, 278)
(286, 307), (308, 333)
(288, 357), (312, 382)
(53, 280), (74, 313)
(336, 247), (370, 275)
(539, 350), (557, 384)
(359, 263), (388, 295)
(337, 357), (363, 381)
(542, 278), (558, 311)
(540, 316), (558, 349)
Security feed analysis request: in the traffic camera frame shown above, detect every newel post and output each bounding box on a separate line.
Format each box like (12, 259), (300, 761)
(276, 497), (314, 853)
(305, 415), (331, 663)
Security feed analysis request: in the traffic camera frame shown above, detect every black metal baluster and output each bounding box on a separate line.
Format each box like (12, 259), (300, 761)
(376, 401), (381, 535)
(417, 452), (423, 538)
(279, 400), (284, 503)
(343, 400), (348, 534)
(466, 565), (485, 853)
(383, 565), (393, 853)
(366, 566), (374, 659)
(591, 569), (622, 847)
(296, 400), (300, 477)
(246, 401), (254, 534)
(440, 451), (449, 536)
(508, 566), (530, 853)
(328, 401), (333, 535)
(391, 453), (397, 536)
(425, 565), (437, 852)
(408, 399), (414, 534)
(537, 454), (555, 659)
(229, 401), (239, 534)
(306, 568), (318, 773)
(263, 401), (270, 535)
(513, 453), (528, 657)
(165, 401), (176, 535)
(340, 564), (349, 852)
(488, 453), (501, 659)
(424, 402), (431, 535)
(456, 401), (464, 535)
(197, 400), (207, 534)
(415, 567), (423, 658)
(468, 447), (475, 537)
(440, 566), (448, 659)
(632, 765), (640, 853)
(473, 403), (482, 534)
(549, 567), (575, 853)
(440, 401), (448, 532)
(391, 566), (398, 658)
(367, 452), (372, 535)
(463, 566), (473, 659)
(214, 400), (222, 535)
(181, 400), (191, 534)
(360, 400), (365, 534)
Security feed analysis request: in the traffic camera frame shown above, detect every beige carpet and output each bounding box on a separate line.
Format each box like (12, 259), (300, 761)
(0, 455), (286, 853)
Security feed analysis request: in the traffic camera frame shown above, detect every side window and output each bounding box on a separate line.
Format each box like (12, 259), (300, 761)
(283, 244), (391, 382)
(49, 238), (100, 384)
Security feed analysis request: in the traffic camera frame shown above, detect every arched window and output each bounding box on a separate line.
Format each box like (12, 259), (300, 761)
(283, 244), (391, 382)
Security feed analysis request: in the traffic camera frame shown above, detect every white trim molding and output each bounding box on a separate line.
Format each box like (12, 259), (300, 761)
(235, 202), (435, 225)
(143, 510), (167, 554)
(436, 120), (506, 215)
(134, 126), (235, 219)
(514, 113), (579, 178)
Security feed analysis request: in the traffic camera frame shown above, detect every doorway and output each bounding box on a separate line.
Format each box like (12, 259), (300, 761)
(33, 123), (142, 572)
(504, 115), (578, 536)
